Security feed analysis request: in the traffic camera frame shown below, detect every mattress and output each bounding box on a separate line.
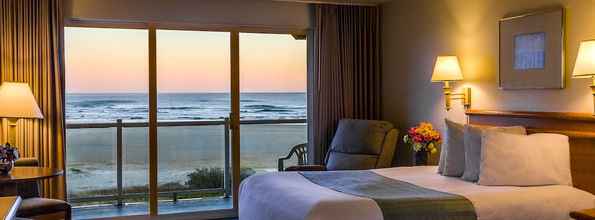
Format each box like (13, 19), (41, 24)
(239, 166), (595, 220)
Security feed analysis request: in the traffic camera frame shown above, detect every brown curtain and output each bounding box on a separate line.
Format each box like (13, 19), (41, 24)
(0, 0), (66, 200)
(312, 4), (381, 164)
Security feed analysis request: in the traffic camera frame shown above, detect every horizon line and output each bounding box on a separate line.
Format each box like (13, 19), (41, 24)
(66, 91), (306, 94)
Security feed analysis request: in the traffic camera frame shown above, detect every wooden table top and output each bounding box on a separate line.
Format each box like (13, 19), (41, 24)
(0, 167), (63, 183)
(571, 208), (595, 220)
(0, 196), (21, 220)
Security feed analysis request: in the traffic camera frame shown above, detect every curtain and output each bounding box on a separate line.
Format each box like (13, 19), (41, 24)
(312, 4), (381, 164)
(0, 0), (66, 200)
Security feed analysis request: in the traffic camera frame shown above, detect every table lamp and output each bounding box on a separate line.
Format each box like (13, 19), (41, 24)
(0, 82), (44, 146)
(431, 56), (471, 111)
(572, 40), (595, 115)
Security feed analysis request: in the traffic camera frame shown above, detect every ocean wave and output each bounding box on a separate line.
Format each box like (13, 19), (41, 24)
(70, 100), (137, 108)
(255, 109), (292, 113)
(243, 104), (274, 108)
(242, 104), (300, 113)
(177, 116), (205, 120)
(159, 106), (201, 110)
(66, 93), (307, 123)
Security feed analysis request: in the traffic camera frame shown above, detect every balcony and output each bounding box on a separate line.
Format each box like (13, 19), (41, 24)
(66, 118), (306, 219)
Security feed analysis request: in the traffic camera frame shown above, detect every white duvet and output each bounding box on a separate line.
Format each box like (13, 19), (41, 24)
(239, 166), (595, 220)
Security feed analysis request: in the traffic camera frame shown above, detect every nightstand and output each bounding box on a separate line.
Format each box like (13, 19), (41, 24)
(570, 208), (595, 220)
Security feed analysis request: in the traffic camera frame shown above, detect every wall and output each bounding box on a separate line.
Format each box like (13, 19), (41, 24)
(64, 0), (310, 30)
(381, 0), (595, 165)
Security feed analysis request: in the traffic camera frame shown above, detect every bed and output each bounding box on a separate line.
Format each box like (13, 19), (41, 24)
(239, 111), (595, 220)
(240, 166), (594, 220)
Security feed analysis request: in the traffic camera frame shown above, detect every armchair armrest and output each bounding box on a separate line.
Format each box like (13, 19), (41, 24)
(284, 165), (326, 172)
(15, 157), (39, 167)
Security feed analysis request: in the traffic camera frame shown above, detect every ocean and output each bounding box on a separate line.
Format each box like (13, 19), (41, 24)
(66, 93), (307, 122)
(65, 93), (307, 196)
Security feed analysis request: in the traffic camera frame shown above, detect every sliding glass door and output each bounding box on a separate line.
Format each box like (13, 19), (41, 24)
(65, 27), (150, 218)
(65, 26), (307, 219)
(156, 29), (232, 214)
(239, 33), (307, 176)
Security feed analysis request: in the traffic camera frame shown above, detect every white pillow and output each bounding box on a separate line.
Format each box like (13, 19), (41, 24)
(461, 125), (526, 182)
(478, 131), (572, 186)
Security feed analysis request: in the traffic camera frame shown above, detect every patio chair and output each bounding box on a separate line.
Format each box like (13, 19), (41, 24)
(281, 119), (399, 171)
(278, 143), (308, 171)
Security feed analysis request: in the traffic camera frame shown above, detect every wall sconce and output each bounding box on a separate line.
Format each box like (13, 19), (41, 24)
(572, 40), (595, 115)
(431, 56), (471, 111)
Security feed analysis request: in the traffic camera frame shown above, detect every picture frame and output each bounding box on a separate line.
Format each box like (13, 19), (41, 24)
(499, 8), (565, 90)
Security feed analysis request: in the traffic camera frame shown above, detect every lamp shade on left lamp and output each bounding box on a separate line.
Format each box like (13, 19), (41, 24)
(0, 82), (44, 146)
(0, 82), (43, 119)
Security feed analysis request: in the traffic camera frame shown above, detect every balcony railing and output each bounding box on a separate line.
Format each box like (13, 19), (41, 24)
(66, 118), (307, 206)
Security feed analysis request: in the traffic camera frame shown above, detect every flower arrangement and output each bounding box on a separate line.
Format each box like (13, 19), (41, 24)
(403, 122), (441, 154)
(0, 143), (19, 174)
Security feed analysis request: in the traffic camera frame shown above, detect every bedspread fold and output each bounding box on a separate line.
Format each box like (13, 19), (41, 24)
(300, 170), (477, 220)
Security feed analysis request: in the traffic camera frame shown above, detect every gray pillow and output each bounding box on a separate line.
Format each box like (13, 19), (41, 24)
(437, 143), (446, 174)
(442, 119), (465, 177)
(461, 124), (526, 182)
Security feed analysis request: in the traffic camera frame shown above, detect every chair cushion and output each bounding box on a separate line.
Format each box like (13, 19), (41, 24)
(17, 198), (71, 218)
(376, 129), (399, 168)
(329, 119), (394, 155)
(325, 119), (395, 170)
(17, 182), (39, 199)
(326, 151), (379, 170)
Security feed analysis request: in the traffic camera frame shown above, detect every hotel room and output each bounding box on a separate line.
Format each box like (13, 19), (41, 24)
(0, 0), (594, 219)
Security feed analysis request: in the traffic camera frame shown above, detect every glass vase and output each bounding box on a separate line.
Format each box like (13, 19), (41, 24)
(414, 149), (429, 166)
(0, 160), (14, 174)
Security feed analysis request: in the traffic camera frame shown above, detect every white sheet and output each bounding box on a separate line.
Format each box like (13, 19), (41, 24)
(239, 166), (595, 220)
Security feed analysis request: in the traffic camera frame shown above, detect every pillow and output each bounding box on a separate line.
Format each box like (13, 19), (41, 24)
(437, 143), (446, 174)
(461, 125), (526, 182)
(478, 131), (572, 186)
(441, 119), (465, 177)
(437, 119), (453, 174)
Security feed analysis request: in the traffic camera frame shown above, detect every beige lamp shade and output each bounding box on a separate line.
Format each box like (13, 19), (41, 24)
(431, 56), (464, 82)
(572, 40), (595, 78)
(0, 82), (44, 119)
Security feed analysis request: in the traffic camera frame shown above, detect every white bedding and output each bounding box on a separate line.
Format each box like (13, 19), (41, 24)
(239, 166), (595, 220)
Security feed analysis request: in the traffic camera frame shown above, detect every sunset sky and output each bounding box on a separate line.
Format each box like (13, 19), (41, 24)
(65, 27), (307, 93)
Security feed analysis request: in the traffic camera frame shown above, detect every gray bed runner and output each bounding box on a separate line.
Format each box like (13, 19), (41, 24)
(300, 170), (477, 220)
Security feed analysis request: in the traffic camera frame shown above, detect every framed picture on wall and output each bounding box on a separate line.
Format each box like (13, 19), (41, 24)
(499, 8), (564, 90)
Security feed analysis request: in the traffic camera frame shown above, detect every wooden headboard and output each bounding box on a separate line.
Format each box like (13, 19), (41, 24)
(466, 110), (595, 195)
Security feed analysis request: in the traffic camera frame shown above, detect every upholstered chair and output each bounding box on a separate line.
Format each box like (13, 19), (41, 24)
(14, 158), (72, 220)
(284, 119), (398, 171)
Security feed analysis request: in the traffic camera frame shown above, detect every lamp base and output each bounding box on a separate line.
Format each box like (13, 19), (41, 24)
(6, 118), (18, 147)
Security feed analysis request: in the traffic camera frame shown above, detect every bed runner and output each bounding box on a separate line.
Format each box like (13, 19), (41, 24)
(300, 170), (477, 220)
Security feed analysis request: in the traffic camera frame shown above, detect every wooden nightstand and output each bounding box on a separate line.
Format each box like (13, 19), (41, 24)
(570, 208), (595, 220)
